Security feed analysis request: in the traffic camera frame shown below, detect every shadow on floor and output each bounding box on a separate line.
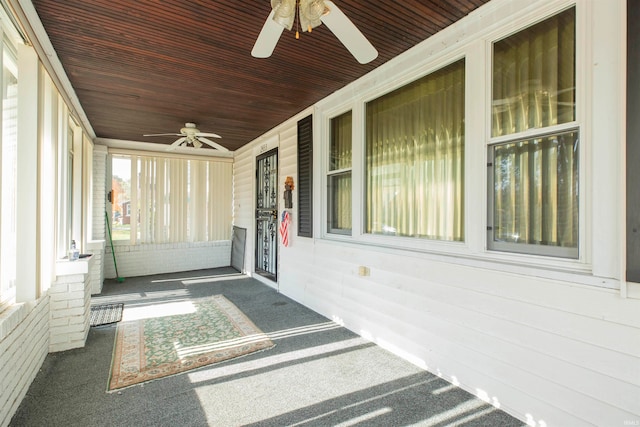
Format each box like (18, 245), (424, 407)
(11, 268), (524, 426)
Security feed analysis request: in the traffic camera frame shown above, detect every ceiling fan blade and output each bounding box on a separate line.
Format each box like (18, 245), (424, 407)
(144, 133), (182, 137)
(196, 132), (222, 138)
(198, 137), (229, 152)
(321, 0), (378, 64)
(252, 10), (285, 58)
(166, 136), (187, 151)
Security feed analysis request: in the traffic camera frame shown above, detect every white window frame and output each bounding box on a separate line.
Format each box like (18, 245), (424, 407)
(327, 109), (353, 236)
(484, 4), (586, 262)
(110, 154), (132, 242)
(108, 149), (233, 245)
(0, 31), (18, 307)
(319, 53), (470, 255)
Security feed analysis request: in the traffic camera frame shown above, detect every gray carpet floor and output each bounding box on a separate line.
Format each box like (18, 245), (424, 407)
(11, 268), (524, 427)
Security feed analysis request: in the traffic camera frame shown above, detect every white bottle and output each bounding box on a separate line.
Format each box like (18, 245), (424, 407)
(69, 240), (80, 261)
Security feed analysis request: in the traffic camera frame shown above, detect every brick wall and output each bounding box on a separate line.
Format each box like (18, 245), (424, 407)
(0, 297), (49, 427)
(90, 146), (107, 294)
(92, 146), (107, 242)
(87, 240), (105, 294)
(104, 240), (232, 279)
(49, 257), (94, 353)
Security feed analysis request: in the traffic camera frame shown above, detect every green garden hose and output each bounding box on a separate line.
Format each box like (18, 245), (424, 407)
(105, 211), (124, 283)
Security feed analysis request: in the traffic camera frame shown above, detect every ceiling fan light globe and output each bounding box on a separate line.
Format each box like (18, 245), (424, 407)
(299, 0), (326, 32)
(301, 0), (327, 19)
(272, 0), (296, 30)
(270, 0), (285, 10)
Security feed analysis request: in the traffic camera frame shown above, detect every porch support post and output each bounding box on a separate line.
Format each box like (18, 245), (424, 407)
(16, 44), (39, 302)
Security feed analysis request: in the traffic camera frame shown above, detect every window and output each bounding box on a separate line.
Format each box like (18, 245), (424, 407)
(112, 154), (232, 244)
(328, 111), (352, 234)
(0, 40), (17, 306)
(365, 59), (465, 241)
(111, 156), (131, 240)
(488, 7), (578, 258)
(67, 124), (74, 247)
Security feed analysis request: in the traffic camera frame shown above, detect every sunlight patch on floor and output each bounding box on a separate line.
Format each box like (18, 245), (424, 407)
(419, 399), (487, 426)
(283, 378), (440, 427)
(149, 273), (244, 284)
(121, 300), (197, 322)
(432, 383), (458, 395)
(182, 274), (246, 285)
(191, 337), (441, 426)
(91, 289), (191, 305)
(187, 336), (368, 384)
(267, 321), (342, 339)
(437, 406), (500, 427)
(178, 321), (343, 363)
(175, 333), (270, 359)
(330, 408), (393, 427)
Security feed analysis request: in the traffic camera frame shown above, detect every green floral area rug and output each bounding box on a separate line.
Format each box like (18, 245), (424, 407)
(109, 294), (274, 391)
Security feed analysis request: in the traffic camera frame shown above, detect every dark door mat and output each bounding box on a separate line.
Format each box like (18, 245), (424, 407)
(90, 303), (124, 327)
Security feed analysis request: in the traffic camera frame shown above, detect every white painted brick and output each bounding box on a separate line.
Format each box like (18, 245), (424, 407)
(50, 306), (85, 319)
(49, 290), (85, 302)
(48, 343), (68, 353)
(54, 322), (86, 335)
(103, 241), (231, 278)
(49, 316), (69, 327)
(54, 274), (85, 284)
(0, 297), (49, 427)
(69, 282), (86, 292)
(67, 331), (87, 343)
(67, 298), (86, 309)
(50, 300), (69, 311)
(0, 357), (14, 389)
(49, 340), (84, 353)
(48, 284), (69, 294)
(49, 332), (70, 345)
(66, 316), (84, 330)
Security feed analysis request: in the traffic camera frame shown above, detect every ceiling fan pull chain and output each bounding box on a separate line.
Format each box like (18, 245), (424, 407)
(296, 0), (300, 39)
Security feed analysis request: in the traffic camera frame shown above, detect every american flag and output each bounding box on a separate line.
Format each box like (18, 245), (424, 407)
(279, 211), (291, 247)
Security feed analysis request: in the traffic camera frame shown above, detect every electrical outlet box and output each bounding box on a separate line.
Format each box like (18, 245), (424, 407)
(358, 266), (370, 276)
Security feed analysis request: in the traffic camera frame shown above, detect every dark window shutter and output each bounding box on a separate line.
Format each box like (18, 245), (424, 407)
(297, 115), (313, 237)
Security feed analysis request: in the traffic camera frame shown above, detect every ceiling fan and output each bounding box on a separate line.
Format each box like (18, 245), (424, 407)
(252, 0), (378, 64)
(143, 123), (228, 151)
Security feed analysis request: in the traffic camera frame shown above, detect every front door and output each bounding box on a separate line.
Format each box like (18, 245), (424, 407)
(255, 149), (278, 281)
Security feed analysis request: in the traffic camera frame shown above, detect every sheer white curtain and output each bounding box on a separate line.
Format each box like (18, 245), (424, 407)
(131, 155), (232, 244)
(491, 8), (577, 251)
(365, 60), (465, 241)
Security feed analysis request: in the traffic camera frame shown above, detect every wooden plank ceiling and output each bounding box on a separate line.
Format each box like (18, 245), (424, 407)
(29, 0), (488, 152)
